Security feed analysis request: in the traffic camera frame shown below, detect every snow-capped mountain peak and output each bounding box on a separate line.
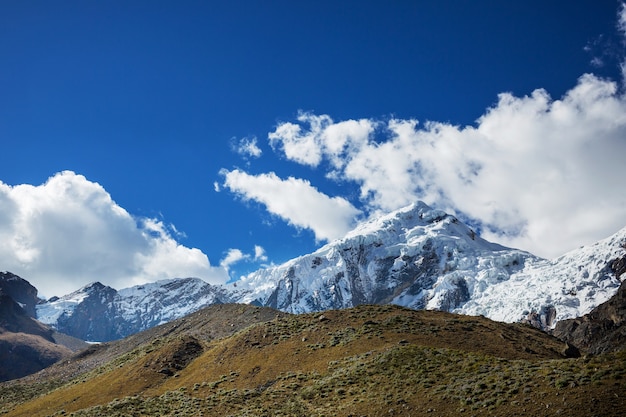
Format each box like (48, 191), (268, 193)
(232, 201), (537, 314)
(36, 277), (232, 342)
(34, 202), (626, 340)
(459, 225), (626, 327)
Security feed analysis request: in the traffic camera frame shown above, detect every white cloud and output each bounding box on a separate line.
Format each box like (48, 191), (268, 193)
(232, 136), (262, 159)
(221, 169), (362, 242)
(269, 111), (374, 169)
(264, 72), (626, 259)
(254, 245), (268, 262)
(218, 246), (269, 278)
(0, 171), (228, 298)
(220, 248), (248, 271)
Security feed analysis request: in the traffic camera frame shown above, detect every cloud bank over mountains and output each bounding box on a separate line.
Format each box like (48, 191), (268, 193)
(222, 71), (626, 259)
(0, 171), (229, 297)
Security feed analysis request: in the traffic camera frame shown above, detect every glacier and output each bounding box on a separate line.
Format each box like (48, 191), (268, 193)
(231, 201), (625, 328)
(36, 201), (626, 340)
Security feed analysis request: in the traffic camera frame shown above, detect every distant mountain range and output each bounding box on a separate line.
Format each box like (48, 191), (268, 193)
(36, 278), (232, 342)
(2, 200), (625, 416)
(30, 201), (626, 342)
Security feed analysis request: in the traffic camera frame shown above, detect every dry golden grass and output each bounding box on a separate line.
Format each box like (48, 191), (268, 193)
(3, 304), (626, 417)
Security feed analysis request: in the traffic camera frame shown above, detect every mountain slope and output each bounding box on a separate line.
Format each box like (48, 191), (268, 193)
(9, 304), (285, 390)
(233, 202), (535, 313)
(233, 202), (626, 329)
(0, 272), (40, 318)
(36, 278), (232, 342)
(553, 277), (626, 354)
(0, 290), (78, 382)
(33, 202), (626, 344)
(459, 226), (626, 328)
(4, 304), (625, 417)
(0, 273), (88, 382)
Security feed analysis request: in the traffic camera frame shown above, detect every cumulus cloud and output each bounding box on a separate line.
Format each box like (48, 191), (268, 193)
(265, 73), (626, 259)
(220, 169), (362, 241)
(268, 112), (374, 170)
(0, 171), (228, 298)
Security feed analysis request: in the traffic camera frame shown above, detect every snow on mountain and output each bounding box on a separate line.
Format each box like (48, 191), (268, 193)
(35, 282), (93, 325)
(231, 202), (626, 329)
(232, 202), (537, 313)
(36, 278), (232, 341)
(116, 277), (232, 327)
(35, 201), (626, 340)
(458, 225), (626, 327)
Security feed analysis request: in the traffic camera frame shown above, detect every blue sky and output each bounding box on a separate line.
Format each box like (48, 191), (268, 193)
(1, 1), (626, 297)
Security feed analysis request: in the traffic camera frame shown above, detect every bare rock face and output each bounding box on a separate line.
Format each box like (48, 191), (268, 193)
(522, 305), (557, 329)
(0, 271), (40, 318)
(553, 271), (626, 354)
(53, 282), (120, 342)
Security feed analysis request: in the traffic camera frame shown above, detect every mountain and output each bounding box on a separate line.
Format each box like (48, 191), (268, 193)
(36, 278), (232, 342)
(0, 277), (87, 382)
(553, 277), (626, 354)
(34, 201), (626, 342)
(233, 202), (626, 330)
(234, 202), (536, 312)
(3, 304), (624, 417)
(460, 224), (626, 328)
(0, 272), (40, 318)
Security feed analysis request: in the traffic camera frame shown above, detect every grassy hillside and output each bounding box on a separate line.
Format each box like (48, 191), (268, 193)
(3, 304), (626, 416)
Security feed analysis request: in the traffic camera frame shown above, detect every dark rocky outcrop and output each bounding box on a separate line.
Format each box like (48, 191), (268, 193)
(0, 271), (40, 318)
(522, 305), (557, 329)
(54, 282), (120, 342)
(553, 277), (626, 354)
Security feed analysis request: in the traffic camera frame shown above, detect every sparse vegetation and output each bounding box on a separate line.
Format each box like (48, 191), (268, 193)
(2, 304), (625, 416)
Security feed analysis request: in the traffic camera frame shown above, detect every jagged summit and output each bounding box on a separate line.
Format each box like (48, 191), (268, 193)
(343, 201), (508, 252)
(232, 201), (537, 314)
(78, 281), (109, 291)
(28, 202), (626, 342)
(36, 277), (232, 342)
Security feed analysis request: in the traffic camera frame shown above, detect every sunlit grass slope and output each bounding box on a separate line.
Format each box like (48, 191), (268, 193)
(4, 304), (626, 417)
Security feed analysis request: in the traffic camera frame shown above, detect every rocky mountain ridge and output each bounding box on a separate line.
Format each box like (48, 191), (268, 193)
(233, 202), (626, 328)
(30, 201), (626, 342)
(0, 272), (40, 318)
(553, 277), (626, 354)
(36, 278), (231, 342)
